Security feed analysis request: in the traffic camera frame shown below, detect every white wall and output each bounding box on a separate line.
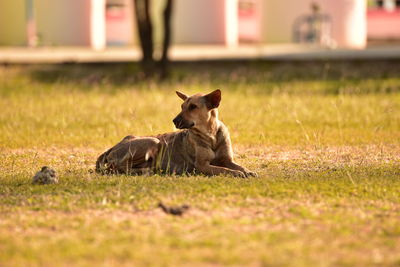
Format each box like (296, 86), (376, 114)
(91, 0), (106, 50)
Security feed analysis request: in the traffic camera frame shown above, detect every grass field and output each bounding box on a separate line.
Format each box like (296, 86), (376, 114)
(0, 61), (399, 266)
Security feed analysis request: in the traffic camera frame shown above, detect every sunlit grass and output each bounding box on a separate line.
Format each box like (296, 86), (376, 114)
(1, 74), (399, 149)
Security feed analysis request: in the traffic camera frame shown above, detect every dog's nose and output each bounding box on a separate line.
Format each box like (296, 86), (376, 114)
(173, 117), (180, 127)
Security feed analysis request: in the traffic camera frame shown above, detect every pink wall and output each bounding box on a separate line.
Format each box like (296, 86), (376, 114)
(36, 0), (91, 46)
(173, 0), (238, 46)
(238, 0), (261, 42)
(106, 0), (134, 46)
(322, 0), (367, 48)
(260, 0), (367, 48)
(367, 9), (400, 39)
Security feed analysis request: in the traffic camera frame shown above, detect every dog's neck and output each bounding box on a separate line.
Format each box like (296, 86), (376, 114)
(207, 109), (220, 137)
(191, 109), (220, 138)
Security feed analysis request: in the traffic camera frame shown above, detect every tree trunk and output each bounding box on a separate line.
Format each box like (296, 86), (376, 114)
(134, 0), (154, 76)
(159, 0), (174, 79)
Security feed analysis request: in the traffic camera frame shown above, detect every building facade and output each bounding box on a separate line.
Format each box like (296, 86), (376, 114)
(0, 0), (398, 49)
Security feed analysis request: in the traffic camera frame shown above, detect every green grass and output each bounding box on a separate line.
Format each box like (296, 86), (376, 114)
(0, 61), (399, 266)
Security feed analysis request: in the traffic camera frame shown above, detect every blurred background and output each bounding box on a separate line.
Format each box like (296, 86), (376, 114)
(0, 0), (399, 60)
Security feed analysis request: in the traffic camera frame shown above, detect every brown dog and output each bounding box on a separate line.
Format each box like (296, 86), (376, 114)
(96, 90), (257, 178)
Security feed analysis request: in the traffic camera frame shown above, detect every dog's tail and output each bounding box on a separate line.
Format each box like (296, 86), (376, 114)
(95, 147), (114, 174)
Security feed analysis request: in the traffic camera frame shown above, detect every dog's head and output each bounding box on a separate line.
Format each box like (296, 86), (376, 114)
(173, 89), (221, 129)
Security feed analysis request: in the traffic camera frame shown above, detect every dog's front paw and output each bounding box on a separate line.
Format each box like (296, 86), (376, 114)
(243, 170), (258, 178)
(250, 172), (258, 177)
(231, 170), (246, 178)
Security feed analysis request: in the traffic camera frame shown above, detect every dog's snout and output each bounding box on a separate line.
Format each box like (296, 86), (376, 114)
(173, 114), (194, 129)
(173, 115), (185, 129)
(173, 116), (181, 127)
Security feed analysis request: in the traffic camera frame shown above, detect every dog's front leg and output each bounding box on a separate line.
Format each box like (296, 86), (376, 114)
(194, 150), (246, 178)
(195, 161), (246, 177)
(220, 160), (258, 177)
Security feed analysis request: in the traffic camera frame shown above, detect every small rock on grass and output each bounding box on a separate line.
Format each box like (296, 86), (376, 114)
(32, 166), (58, 185)
(158, 202), (190, 216)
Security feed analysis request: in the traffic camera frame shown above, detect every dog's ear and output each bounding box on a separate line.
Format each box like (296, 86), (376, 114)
(204, 89), (221, 109)
(176, 91), (188, 101)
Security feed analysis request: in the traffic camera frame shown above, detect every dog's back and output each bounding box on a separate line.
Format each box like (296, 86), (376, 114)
(156, 130), (196, 174)
(96, 135), (160, 174)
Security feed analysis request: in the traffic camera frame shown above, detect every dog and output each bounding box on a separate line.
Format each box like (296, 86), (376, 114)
(96, 89), (257, 178)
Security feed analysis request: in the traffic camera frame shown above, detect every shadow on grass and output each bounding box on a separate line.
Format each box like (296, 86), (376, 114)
(24, 59), (400, 94)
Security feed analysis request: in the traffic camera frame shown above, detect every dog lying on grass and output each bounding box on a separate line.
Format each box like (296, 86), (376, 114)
(96, 89), (257, 178)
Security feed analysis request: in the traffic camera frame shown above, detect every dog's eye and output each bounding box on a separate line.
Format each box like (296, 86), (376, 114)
(188, 104), (197, 111)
